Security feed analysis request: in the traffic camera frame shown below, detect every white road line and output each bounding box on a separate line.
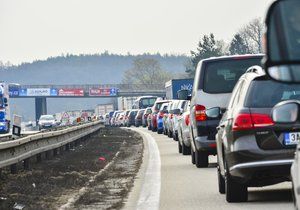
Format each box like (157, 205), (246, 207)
(135, 129), (161, 210)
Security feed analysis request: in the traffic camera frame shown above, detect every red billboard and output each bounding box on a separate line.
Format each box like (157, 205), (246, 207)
(89, 88), (112, 96)
(58, 88), (84, 96)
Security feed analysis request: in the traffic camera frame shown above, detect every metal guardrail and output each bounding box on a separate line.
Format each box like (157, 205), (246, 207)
(0, 133), (13, 142)
(0, 121), (102, 169)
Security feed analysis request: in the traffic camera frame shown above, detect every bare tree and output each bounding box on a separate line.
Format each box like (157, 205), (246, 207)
(239, 18), (264, 53)
(122, 58), (171, 89)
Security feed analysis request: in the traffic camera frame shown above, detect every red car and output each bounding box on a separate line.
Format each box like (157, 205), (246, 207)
(150, 100), (170, 132)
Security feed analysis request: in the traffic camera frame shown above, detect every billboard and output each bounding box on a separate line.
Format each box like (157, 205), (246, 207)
(19, 88), (57, 96)
(89, 88), (118, 96)
(58, 88), (84, 96)
(9, 88), (19, 97)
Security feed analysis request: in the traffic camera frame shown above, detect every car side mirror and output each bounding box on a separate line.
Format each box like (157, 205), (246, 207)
(272, 101), (299, 123)
(206, 107), (222, 119)
(264, 0), (300, 83)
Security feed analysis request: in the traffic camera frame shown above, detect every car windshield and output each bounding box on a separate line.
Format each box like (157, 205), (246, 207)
(40, 115), (54, 120)
(245, 80), (300, 108)
(202, 58), (262, 93)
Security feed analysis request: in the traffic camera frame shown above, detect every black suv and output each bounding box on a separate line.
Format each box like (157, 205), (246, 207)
(214, 66), (300, 202)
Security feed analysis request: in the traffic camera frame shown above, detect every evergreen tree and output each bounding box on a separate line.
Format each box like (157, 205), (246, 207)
(186, 33), (223, 77)
(229, 33), (251, 55)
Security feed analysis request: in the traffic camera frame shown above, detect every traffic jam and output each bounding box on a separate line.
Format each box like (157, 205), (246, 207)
(105, 0), (300, 207)
(1, 0), (300, 209)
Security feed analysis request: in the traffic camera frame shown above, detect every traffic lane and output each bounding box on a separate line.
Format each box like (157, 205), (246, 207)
(146, 129), (293, 210)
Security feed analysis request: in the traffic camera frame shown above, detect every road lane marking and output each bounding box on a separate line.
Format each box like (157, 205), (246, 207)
(134, 129), (161, 210)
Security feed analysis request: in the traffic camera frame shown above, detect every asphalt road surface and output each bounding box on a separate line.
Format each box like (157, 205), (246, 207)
(126, 127), (294, 210)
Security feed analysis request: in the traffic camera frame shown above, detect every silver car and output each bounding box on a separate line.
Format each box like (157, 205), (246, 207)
(178, 101), (191, 155)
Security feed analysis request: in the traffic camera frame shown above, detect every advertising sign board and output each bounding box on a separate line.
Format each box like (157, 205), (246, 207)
(58, 89), (84, 96)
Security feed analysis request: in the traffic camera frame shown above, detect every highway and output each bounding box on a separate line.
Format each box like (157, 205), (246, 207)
(126, 128), (294, 210)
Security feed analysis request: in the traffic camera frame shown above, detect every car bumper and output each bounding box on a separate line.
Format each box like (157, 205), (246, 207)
(157, 118), (164, 130)
(226, 135), (295, 186)
(40, 125), (54, 128)
(228, 157), (293, 186)
(194, 136), (216, 154)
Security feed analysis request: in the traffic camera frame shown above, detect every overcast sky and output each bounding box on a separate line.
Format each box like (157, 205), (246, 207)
(0, 0), (273, 64)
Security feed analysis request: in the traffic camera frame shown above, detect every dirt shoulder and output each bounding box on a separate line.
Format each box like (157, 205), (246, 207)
(0, 127), (143, 210)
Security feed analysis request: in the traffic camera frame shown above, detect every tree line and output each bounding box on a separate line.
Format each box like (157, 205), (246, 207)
(186, 18), (263, 76)
(123, 18), (263, 85)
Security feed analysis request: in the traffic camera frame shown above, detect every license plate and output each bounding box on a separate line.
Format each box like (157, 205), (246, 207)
(284, 132), (300, 145)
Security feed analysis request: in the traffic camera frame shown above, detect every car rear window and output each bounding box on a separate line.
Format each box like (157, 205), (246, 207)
(245, 80), (300, 108)
(201, 57), (262, 93)
(154, 102), (166, 111)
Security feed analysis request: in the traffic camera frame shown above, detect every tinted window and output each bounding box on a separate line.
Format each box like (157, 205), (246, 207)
(140, 98), (157, 108)
(154, 102), (166, 111)
(130, 111), (137, 116)
(201, 58), (262, 93)
(245, 80), (300, 107)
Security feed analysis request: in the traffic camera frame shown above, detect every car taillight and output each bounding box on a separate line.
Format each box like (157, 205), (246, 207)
(195, 105), (206, 121)
(232, 113), (252, 131)
(251, 113), (274, 128)
(232, 113), (274, 131)
(120, 117), (123, 120)
(185, 114), (190, 126)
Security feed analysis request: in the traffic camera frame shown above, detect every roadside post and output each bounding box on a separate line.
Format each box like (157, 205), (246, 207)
(12, 114), (22, 137)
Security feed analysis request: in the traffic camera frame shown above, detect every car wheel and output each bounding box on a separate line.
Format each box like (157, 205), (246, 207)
(178, 140), (182, 153)
(148, 125), (151, 130)
(191, 147), (195, 164)
(225, 162), (247, 202)
(218, 166), (225, 194)
(195, 150), (209, 168)
(157, 129), (163, 134)
(168, 130), (172, 138)
(173, 133), (178, 141)
(182, 142), (191, 155)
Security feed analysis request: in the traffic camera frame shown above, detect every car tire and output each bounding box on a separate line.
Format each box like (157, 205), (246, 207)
(151, 126), (155, 132)
(178, 140), (182, 153)
(182, 142), (191, 155)
(157, 129), (163, 134)
(173, 133), (178, 141)
(225, 165), (247, 202)
(148, 125), (151, 130)
(218, 166), (225, 194)
(191, 147), (196, 164)
(168, 130), (173, 138)
(195, 150), (209, 168)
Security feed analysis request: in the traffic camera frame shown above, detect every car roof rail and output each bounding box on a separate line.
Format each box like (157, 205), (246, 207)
(245, 66), (265, 75)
